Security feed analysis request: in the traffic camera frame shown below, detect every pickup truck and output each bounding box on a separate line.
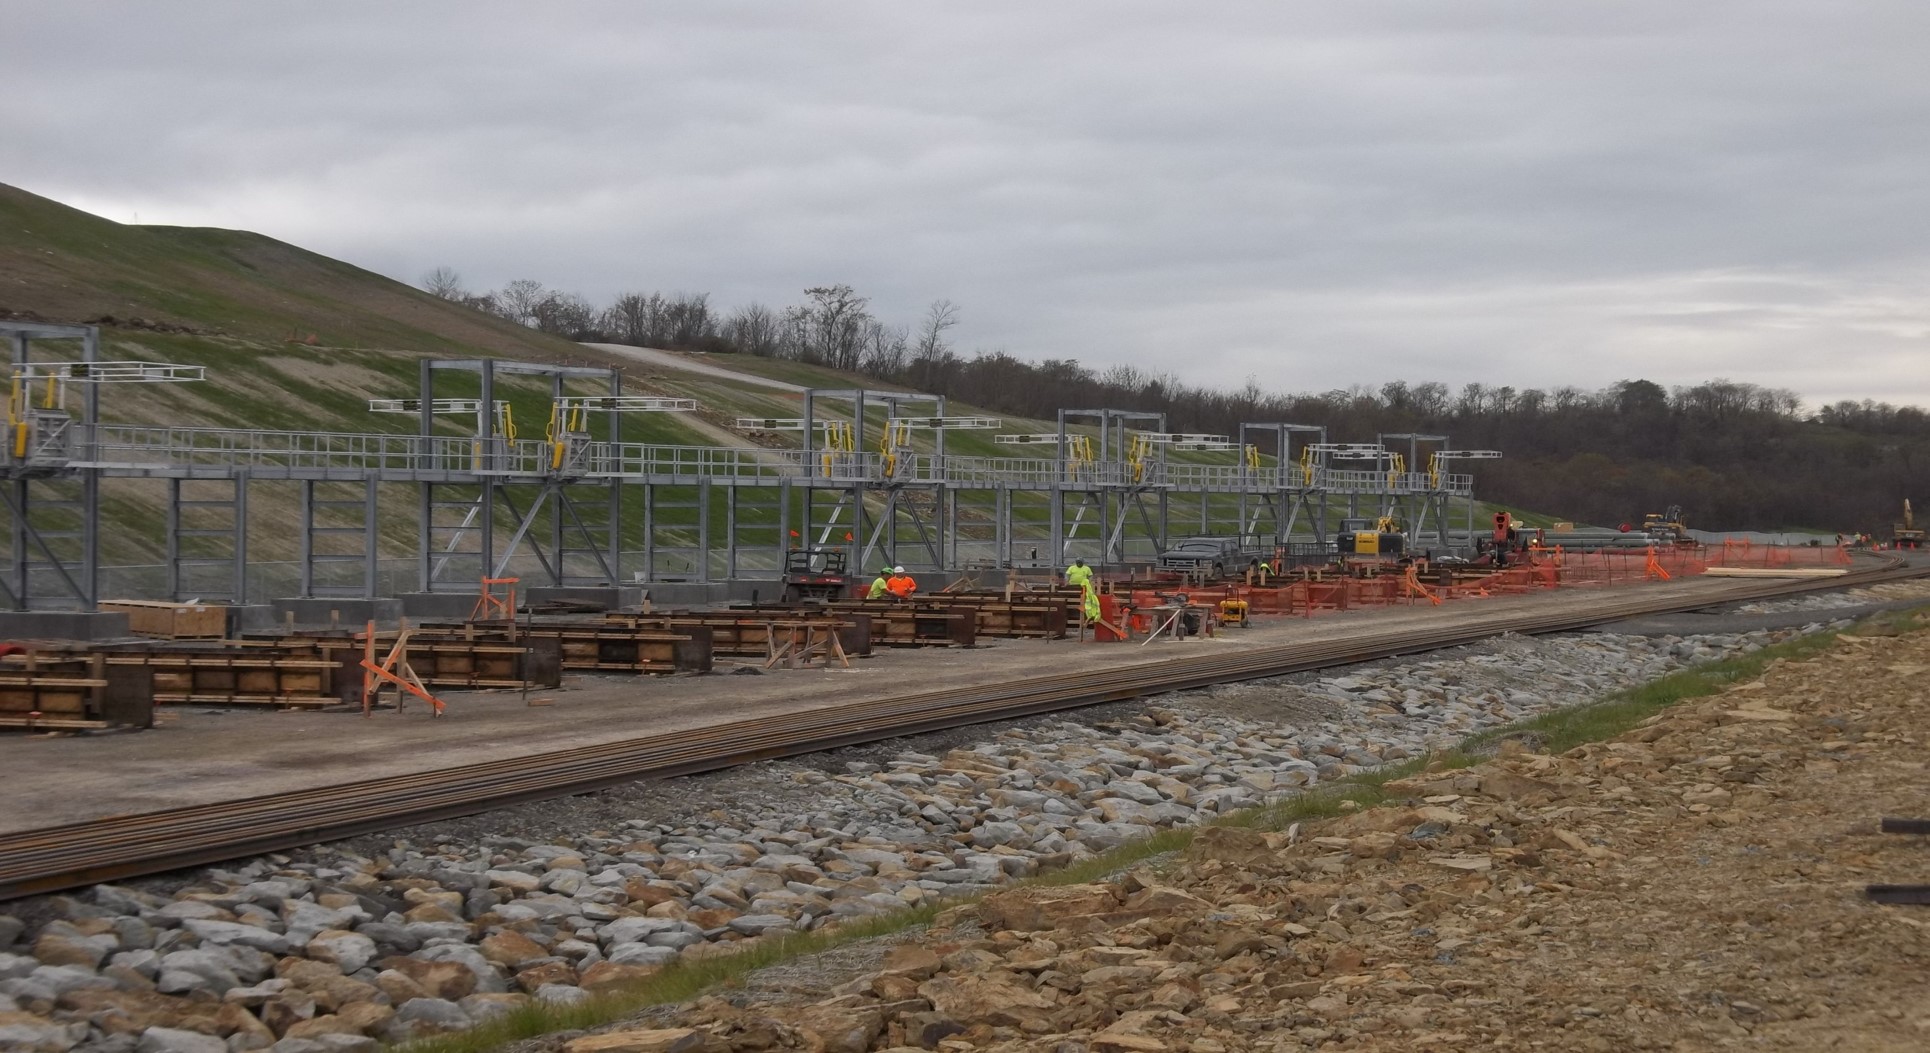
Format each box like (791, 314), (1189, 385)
(1155, 535), (1267, 576)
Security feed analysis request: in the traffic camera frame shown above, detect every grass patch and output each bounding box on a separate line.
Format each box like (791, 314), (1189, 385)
(398, 904), (938, 1053)
(400, 607), (1924, 1051)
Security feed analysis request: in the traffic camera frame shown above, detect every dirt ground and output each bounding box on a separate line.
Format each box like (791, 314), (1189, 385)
(0, 576), (1761, 834)
(581, 612), (1930, 1053)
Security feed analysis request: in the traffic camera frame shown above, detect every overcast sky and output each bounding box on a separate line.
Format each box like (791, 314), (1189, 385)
(9, 1), (1928, 410)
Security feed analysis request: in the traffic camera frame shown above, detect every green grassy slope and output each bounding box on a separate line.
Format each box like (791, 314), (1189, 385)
(2, 183), (593, 359)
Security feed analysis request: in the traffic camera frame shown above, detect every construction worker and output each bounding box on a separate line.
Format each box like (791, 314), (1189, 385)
(1063, 558), (1093, 591)
(1063, 558), (1100, 623)
(865, 567), (892, 600)
(886, 565), (917, 599)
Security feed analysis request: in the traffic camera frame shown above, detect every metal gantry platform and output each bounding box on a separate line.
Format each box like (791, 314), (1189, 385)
(2, 323), (1495, 610)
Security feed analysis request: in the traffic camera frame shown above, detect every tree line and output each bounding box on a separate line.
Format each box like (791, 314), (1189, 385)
(422, 268), (1928, 533)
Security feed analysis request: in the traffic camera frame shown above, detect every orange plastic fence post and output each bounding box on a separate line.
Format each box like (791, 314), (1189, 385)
(360, 620), (376, 717)
(1402, 564), (1443, 606)
(1644, 546), (1671, 581)
(472, 577), (520, 621)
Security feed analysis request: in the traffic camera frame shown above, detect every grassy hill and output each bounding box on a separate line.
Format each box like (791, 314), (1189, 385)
(2, 183), (596, 359)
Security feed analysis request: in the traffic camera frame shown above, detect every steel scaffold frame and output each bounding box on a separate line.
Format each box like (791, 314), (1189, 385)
(3, 324), (1491, 611)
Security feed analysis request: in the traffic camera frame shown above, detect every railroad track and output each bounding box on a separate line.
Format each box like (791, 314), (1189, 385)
(2, 558), (1921, 901)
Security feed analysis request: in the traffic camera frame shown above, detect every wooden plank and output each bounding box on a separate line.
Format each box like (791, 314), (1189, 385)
(0, 716), (111, 730)
(154, 694), (339, 707)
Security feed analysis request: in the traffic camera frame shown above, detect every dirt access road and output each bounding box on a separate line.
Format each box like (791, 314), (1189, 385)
(580, 343), (810, 392)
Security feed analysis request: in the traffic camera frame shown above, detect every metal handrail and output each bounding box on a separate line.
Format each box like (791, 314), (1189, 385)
(64, 424), (1479, 493)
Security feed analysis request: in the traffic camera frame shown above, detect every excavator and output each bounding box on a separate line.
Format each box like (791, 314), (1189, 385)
(1895, 499), (1925, 550)
(1641, 505), (1695, 546)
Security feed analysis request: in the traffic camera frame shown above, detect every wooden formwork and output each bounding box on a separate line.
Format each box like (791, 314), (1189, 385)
(0, 652), (155, 730)
(406, 621), (708, 676)
(107, 651), (340, 707)
(243, 630), (565, 699)
(24, 643), (343, 708)
(830, 597), (1057, 640)
(604, 611), (872, 659)
(516, 625), (709, 675)
(808, 603), (977, 646)
(722, 603), (975, 647)
(913, 596), (1069, 638)
(953, 587), (1086, 626)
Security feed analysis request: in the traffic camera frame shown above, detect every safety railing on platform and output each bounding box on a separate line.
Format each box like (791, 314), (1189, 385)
(81, 425), (481, 474)
(65, 423), (1486, 493)
(1320, 468), (1473, 496)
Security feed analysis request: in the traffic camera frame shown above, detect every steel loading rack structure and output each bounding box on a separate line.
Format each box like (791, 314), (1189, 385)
(3, 322), (1494, 611)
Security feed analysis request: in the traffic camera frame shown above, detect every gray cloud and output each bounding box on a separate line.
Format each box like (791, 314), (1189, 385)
(7, 0), (1928, 409)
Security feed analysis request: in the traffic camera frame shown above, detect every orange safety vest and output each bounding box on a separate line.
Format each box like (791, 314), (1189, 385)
(887, 574), (916, 598)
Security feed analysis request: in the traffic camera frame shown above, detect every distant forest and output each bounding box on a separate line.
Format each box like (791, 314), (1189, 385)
(421, 269), (1929, 533)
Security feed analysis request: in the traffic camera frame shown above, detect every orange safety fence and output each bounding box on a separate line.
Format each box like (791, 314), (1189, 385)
(1089, 540), (1852, 639)
(1706, 539), (1853, 568)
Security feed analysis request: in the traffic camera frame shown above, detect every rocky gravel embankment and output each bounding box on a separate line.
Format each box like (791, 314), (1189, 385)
(580, 611), (1930, 1052)
(0, 595), (1892, 1051)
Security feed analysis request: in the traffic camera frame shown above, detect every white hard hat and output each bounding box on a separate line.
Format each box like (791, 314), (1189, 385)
(892, 566), (905, 573)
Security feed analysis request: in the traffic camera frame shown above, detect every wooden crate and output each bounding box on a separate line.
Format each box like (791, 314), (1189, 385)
(100, 600), (227, 639)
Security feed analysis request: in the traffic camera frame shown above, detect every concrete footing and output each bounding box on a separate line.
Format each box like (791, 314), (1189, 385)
(0, 610), (132, 642)
(397, 592), (480, 622)
(270, 598), (404, 630)
(227, 605), (278, 634)
(525, 586), (646, 611)
(641, 580), (782, 608)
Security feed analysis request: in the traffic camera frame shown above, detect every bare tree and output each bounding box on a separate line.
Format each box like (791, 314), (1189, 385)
(723, 303), (783, 356)
(531, 292), (600, 339)
(860, 321), (910, 377)
(496, 279), (548, 327)
(790, 284), (872, 370)
(422, 266), (467, 300)
(604, 292), (661, 346)
(914, 299), (959, 360)
(461, 291), (505, 318)
(662, 292), (714, 348)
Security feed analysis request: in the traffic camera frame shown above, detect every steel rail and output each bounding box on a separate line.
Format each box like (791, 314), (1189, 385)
(0, 559), (1918, 901)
